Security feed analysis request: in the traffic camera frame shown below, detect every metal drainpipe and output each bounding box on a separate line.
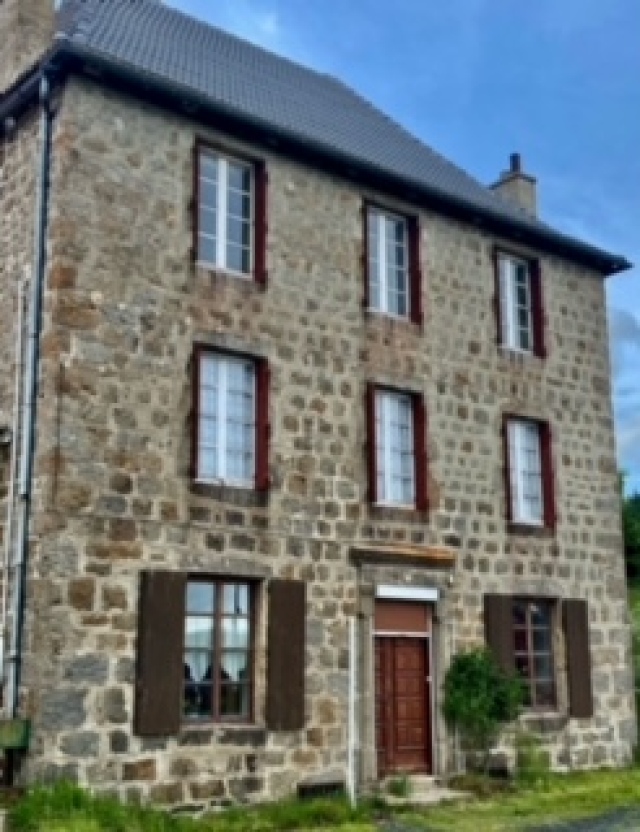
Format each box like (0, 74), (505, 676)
(5, 74), (53, 727)
(0, 279), (26, 709)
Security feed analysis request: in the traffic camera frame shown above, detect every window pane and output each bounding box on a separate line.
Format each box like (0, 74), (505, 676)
(200, 154), (218, 182)
(222, 618), (250, 650)
(534, 655), (553, 681)
(221, 651), (249, 682)
(185, 616), (214, 649)
(535, 681), (555, 707)
(199, 448), (218, 480)
(220, 682), (250, 717)
(532, 627), (551, 652)
(184, 650), (211, 684)
(198, 234), (217, 265)
(223, 583), (249, 615)
(227, 162), (251, 193)
(187, 583), (215, 614)
(226, 243), (251, 274)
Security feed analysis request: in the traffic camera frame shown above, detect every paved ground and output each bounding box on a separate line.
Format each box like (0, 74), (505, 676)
(379, 807), (640, 832)
(528, 808), (640, 831)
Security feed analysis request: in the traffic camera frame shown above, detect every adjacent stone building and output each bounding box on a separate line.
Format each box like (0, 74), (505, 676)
(0, 0), (635, 810)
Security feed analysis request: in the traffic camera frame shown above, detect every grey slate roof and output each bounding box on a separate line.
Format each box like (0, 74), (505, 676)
(40, 0), (627, 271)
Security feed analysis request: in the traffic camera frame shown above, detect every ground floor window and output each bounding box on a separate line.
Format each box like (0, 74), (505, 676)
(183, 579), (253, 721)
(513, 598), (555, 708)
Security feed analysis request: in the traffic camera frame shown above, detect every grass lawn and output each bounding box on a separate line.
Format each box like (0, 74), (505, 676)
(6, 769), (640, 832)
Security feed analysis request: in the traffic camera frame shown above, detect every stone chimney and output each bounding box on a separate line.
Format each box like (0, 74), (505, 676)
(490, 153), (538, 217)
(0, 0), (56, 95)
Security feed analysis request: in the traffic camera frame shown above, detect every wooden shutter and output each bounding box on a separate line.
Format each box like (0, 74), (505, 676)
(408, 215), (423, 325)
(266, 579), (306, 730)
(540, 421), (556, 530)
(190, 346), (202, 480)
(254, 160), (268, 287)
(484, 594), (515, 674)
(255, 358), (271, 491)
(563, 599), (593, 718)
(366, 382), (377, 504)
(413, 393), (428, 511)
(530, 259), (546, 358)
(134, 570), (185, 737)
(493, 247), (504, 346)
(502, 416), (514, 526)
(361, 201), (370, 309)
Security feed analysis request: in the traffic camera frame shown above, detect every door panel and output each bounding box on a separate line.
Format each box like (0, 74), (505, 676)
(375, 635), (432, 776)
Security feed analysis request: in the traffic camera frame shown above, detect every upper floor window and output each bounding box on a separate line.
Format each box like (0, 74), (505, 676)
(503, 416), (555, 530)
(195, 144), (268, 284)
(366, 383), (428, 509)
(364, 204), (423, 324)
(496, 250), (545, 357)
(193, 347), (270, 490)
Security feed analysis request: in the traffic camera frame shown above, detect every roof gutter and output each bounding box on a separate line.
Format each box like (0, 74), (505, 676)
(0, 39), (632, 277)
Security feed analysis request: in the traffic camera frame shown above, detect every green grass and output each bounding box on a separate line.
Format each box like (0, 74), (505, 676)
(7, 768), (640, 832)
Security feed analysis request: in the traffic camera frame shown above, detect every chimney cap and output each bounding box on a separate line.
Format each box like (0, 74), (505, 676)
(510, 152), (522, 173)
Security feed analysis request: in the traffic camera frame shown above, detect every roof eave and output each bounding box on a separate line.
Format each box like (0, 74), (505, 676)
(1, 39), (632, 278)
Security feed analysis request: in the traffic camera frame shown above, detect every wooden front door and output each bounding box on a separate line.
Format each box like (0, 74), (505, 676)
(375, 635), (432, 775)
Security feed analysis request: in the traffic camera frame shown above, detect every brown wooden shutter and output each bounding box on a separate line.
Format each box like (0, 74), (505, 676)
(408, 215), (423, 325)
(255, 358), (270, 491)
(540, 421), (556, 530)
(413, 392), (428, 511)
(563, 599), (593, 718)
(134, 570), (186, 737)
(493, 247), (503, 346)
(254, 160), (268, 287)
(366, 382), (377, 504)
(362, 201), (370, 309)
(502, 415), (514, 526)
(191, 141), (201, 266)
(530, 259), (546, 358)
(266, 579), (306, 730)
(190, 346), (202, 480)
(484, 594), (515, 674)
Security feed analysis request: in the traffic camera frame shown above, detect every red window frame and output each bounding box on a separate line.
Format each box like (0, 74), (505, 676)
(192, 139), (268, 286)
(191, 345), (270, 491)
(362, 201), (423, 325)
(502, 414), (556, 531)
(493, 246), (545, 358)
(366, 382), (428, 510)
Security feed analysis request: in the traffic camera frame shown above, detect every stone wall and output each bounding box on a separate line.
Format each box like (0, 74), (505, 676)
(3, 76), (634, 807)
(0, 0), (54, 94)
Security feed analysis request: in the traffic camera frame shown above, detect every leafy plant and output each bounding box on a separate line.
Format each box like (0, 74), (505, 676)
(443, 648), (523, 771)
(514, 730), (550, 788)
(386, 776), (411, 798)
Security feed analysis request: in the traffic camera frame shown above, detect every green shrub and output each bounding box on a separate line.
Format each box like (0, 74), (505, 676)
(515, 730), (551, 788)
(443, 648), (524, 771)
(385, 776), (411, 798)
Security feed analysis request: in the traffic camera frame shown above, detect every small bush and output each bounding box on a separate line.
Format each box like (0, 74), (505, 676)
(443, 648), (524, 771)
(515, 730), (551, 788)
(386, 776), (411, 798)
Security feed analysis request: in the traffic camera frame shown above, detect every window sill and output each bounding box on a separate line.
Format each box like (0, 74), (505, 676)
(195, 262), (263, 287)
(368, 503), (428, 524)
(519, 710), (568, 734)
(498, 346), (545, 362)
(364, 308), (421, 327)
(507, 523), (554, 538)
(189, 480), (269, 508)
(179, 723), (267, 747)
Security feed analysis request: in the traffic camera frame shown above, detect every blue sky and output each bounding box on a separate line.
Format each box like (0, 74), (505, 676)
(174, 0), (640, 492)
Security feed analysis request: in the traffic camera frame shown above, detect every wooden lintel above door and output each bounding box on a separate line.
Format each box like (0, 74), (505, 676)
(350, 543), (455, 568)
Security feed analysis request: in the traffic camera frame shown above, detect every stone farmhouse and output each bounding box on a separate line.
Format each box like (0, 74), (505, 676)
(0, 0), (635, 810)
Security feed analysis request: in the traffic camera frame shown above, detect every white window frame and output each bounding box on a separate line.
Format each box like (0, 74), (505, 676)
(499, 254), (534, 352)
(197, 352), (256, 487)
(375, 389), (415, 506)
(198, 150), (254, 276)
(508, 419), (543, 525)
(368, 206), (409, 319)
